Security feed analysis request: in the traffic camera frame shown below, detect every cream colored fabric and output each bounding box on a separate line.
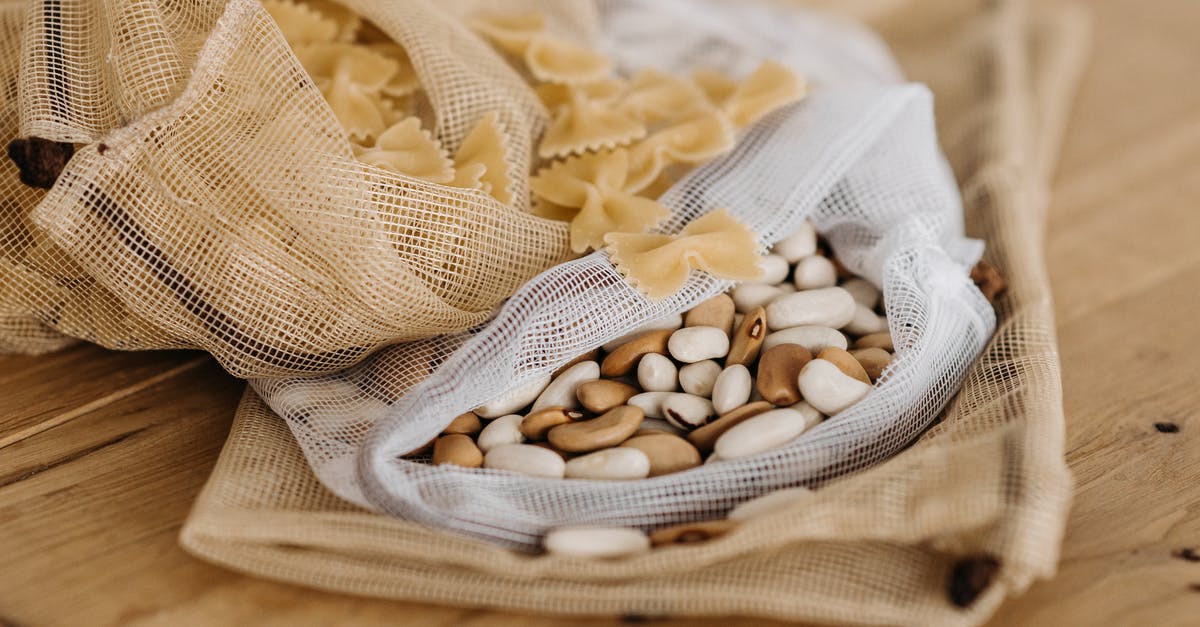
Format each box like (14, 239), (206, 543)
(0, 0), (583, 377)
(178, 1), (1088, 625)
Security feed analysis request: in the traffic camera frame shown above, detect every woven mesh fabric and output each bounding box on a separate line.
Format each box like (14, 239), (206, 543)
(2, 0), (579, 377)
(177, 0), (1088, 624)
(225, 0), (996, 546)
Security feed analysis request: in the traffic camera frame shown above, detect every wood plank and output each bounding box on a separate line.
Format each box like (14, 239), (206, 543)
(0, 345), (205, 447)
(0, 360), (243, 626)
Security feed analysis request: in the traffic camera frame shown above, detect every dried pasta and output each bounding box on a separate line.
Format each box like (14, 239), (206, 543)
(354, 117), (454, 183)
(469, 12), (545, 56)
(691, 69), (739, 107)
(530, 150), (669, 253)
(263, 3), (808, 297)
(262, 0), (338, 45)
(538, 84), (646, 159)
(619, 69), (711, 125)
(450, 112), (513, 204)
(723, 60), (808, 128)
(605, 209), (764, 298)
(523, 36), (611, 85)
(625, 110), (735, 193)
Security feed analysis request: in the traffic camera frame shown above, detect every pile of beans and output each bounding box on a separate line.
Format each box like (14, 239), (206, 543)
(411, 220), (893, 497)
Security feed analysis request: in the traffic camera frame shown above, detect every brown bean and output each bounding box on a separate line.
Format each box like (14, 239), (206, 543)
(432, 434), (483, 467)
(520, 407), (586, 441)
(726, 306), (767, 367)
(401, 437), (435, 458)
(649, 519), (740, 546)
(854, 331), (893, 352)
(816, 347), (871, 384)
(442, 411), (482, 436)
(620, 433), (701, 476)
(600, 329), (673, 377)
(548, 405), (644, 453)
(970, 259), (1007, 304)
(755, 344), (813, 405)
(684, 294), (736, 335)
(576, 379), (640, 414)
(686, 401), (774, 454)
(850, 347), (892, 382)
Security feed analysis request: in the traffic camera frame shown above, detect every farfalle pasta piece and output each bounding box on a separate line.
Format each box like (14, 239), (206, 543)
(450, 112), (513, 204)
(619, 70), (711, 125)
(263, 0), (338, 45)
(471, 12), (610, 85)
(605, 209), (764, 299)
(530, 150), (668, 253)
(524, 36), (611, 85)
(723, 60), (807, 128)
(355, 117), (454, 183)
(295, 42), (399, 140)
(536, 78), (624, 112)
(692, 69), (738, 106)
(368, 43), (421, 98)
(469, 12), (545, 56)
(539, 85), (646, 159)
(625, 110), (735, 193)
(304, 0), (363, 42)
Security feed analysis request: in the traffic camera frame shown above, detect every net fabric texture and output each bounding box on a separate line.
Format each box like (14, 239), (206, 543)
(230, 0), (995, 546)
(2, 0), (579, 377)
(0, 1), (74, 354)
(180, 0), (1087, 625)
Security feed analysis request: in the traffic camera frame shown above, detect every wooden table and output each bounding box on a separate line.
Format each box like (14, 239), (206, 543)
(2, 0), (1198, 624)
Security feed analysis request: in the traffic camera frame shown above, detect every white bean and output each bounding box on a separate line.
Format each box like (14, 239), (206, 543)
(678, 360), (722, 397)
(628, 391), (673, 418)
(787, 400), (825, 430)
(531, 361), (599, 411)
(637, 352), (678, 392)
(762, 325), (848, 353)
(660, 393), (716, 430)
(476, 414), (525, 452)
(483, 443), (566, 478)
(749, 254), (790, 285)
(711, 364), (752, 415)
(840, 277), (880, 309)
(714, 408), (814, 460)
(668, 326), (729, 363)
(543, 526), (650, 558)
(842, 304), (888, 336)
(475, 374), (551, 418)
(765, 287), (856, 330)
(731, 284), (785, 314)
(564, 447), (651, 480)
(796, 359), (872, 415)
(792, 255), (837, 290)
(773, 221), (817, 262)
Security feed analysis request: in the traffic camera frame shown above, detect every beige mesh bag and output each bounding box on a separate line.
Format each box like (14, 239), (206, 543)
(2, 0), (584, 377)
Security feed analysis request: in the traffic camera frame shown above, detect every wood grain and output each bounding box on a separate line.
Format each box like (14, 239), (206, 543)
(2, 0), (1199, 625)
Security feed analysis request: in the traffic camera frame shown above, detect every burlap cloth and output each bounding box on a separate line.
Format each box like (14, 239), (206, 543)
(179, 1), (1089, 624)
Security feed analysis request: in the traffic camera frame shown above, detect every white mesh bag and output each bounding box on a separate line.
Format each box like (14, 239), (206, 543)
(246, 0), (996, 548)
